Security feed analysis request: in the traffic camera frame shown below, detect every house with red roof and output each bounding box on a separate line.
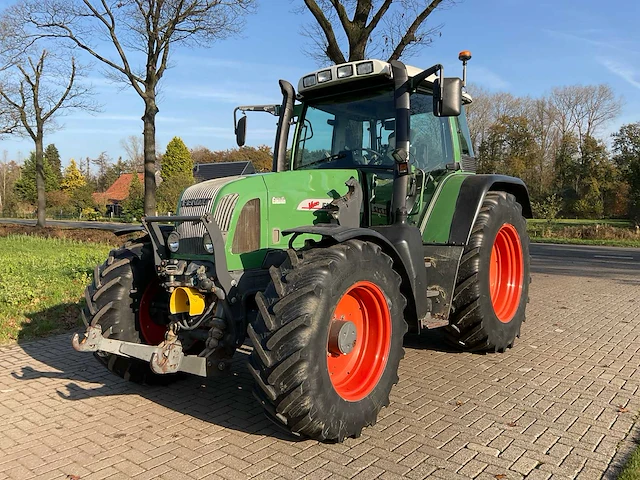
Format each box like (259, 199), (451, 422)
(93, 173), (143, 216)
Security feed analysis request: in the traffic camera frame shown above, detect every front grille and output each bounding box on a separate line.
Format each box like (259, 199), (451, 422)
(213, 193), (240, 241)
(176, 176), (242, 254)
(460, 156), (477, 173)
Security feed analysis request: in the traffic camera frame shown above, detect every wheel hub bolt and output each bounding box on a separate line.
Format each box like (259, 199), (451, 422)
(328, 320), (357, 355)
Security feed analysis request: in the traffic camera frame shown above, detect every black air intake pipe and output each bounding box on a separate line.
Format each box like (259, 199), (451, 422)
(273, 80), (295, 172)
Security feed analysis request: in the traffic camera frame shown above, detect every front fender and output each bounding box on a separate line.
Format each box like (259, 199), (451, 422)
(283, 224), (429, 327)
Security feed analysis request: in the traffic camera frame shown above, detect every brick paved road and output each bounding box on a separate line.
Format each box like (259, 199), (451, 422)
(0, 269), (639, 479)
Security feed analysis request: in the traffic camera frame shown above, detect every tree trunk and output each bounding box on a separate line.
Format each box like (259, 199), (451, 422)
(347, 32), (367, 62)
(142, 96), (159, 216)
(35, 129), (46, 228)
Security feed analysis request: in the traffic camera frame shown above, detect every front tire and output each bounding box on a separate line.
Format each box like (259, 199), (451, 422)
(248, 240), (407, 442)
(445, 191), (530, 352)
(83, 239), (177, 384)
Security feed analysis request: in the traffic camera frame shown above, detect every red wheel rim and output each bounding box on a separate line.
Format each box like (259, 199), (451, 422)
(139, 281), (168, 345)
(489, 223), (524, 323)
(327, 281), (391, 402)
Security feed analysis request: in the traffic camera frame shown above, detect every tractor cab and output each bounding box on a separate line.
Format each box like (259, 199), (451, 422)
(235, 57), (474, 228)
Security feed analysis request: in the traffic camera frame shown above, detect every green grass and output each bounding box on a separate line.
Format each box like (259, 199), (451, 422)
(527, 218), (640, 247)
(618, 442), (640, 480)
(0, 235), (111, 344)
(530, 237), (640, 248)
(528, 218), (633, 227)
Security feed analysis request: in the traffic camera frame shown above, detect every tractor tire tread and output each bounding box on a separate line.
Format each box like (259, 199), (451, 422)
(249, 239), (406, 442)
(444, 191), (530, 352)
(83, 241), (177, 386)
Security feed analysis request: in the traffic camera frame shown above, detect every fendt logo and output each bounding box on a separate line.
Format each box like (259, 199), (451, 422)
(181, 198), (209, 208)
(297, 199), (331, 211)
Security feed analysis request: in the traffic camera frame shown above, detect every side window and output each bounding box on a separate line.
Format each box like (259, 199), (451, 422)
(457, 106), (474, 157)
(409, 93), (453, 171)
(296, 106), (335, 166)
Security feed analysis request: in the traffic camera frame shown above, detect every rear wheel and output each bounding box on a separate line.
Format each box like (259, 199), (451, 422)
(83, 239), (177, 384)
(445, 191), (530, 352)
(248, 240), (407, 441)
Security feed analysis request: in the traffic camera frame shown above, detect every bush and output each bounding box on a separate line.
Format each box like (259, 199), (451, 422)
(81, 208), (101, 220)
(156, 172), (194, 214)
(531, 193), (562, 223)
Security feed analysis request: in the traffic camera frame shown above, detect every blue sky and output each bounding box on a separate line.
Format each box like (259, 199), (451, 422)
(1, 0), (639, 168)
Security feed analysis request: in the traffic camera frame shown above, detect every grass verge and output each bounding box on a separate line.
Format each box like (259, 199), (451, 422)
(528, 219), (640, 248)
(618, 442), (640, 480)
(0, 235), (111, 344)
(528, 218), (633, 227)
(530, 237), (640, 248)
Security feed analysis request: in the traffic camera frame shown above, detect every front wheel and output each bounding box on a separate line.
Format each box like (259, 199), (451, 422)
(83, 239), (177, 384)
(445, 191), (530, 352)
(248, 240), (407, 442)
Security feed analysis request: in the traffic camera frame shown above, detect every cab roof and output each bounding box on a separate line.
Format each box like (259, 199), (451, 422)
(298, 59), (472, 103)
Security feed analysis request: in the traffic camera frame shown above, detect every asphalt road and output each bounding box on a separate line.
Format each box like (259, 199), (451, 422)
(530, 242), (640, 279)
(1, 218), (639, 278)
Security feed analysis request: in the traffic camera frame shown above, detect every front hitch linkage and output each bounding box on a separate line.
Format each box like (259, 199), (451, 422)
(72, 324), (223, 377)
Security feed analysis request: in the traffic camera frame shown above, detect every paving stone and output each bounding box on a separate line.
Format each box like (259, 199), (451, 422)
(0, 271), (637, 479)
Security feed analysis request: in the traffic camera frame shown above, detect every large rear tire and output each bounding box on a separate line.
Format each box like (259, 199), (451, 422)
(83, 239), (177, 385)
(248, 240), (407, 442)
(445, 191), (530, 352)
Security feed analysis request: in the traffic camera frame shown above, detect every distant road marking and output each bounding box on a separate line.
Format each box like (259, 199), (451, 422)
(593, 255), (634, 260)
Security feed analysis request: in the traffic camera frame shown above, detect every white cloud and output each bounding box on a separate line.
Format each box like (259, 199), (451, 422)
(471, 66), (510, 90)
(66, 114), (138, 122)
(544, 29), (640, 55)
(62, 128), (133, 135)
(173, 55), (303, 76)
(180, 126), (275, 140)
(65, 114), (188, 123)
(598, 58), (640, 90)
(168, 86), (277, 105)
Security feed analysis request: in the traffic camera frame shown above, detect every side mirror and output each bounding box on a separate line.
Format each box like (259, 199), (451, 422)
(235, 115), (247, 147)
(433, 78), (462, 117)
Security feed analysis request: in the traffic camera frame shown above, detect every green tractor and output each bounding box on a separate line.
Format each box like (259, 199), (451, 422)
(74, 51), (531, 442)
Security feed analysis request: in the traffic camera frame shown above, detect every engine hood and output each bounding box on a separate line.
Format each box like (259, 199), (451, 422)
(174, 169), (359, 270)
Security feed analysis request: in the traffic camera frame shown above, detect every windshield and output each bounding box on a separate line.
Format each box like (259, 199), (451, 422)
(292, 87), (453, 171)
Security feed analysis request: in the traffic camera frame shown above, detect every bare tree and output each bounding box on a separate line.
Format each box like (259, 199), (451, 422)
(549, 84), (622, 146)
(120, 135), (145, 172)
(0, 150), (8, 212)
(6, 0), (255, 215)
(0, 50), (94, 226)
(301, 0), (455, 64)
(0, 155), (21, 214)
(465, 85), (530, 154)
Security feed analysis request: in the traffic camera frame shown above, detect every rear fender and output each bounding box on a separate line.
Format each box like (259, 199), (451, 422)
(448, 174), (532, 246)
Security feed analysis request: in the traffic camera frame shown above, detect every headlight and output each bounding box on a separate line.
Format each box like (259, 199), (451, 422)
(167, 231), (180, 253)
(203, 233), (214, 254)
(317, 69), (332, 83)
(356, 61), (374, 75)
(337, 65), (353, 78)
(302, 74), (316, 88)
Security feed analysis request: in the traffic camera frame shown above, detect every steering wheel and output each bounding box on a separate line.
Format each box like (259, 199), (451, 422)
(349, 148), (383, 165)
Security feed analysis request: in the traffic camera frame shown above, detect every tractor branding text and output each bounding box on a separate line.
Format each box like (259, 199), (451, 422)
(297, 199), (331, 211)
(181, 198), (209, 208)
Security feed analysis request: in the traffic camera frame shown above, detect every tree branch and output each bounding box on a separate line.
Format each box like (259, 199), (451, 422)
(303, 0), (346, 64)
(329, 0), (351, 34)
(42, 58), (76, 122)
(388, 0), (445, 61)
(365, 0), (392, 35)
